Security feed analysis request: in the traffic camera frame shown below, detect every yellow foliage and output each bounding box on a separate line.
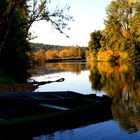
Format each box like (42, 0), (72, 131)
(59, 49), (71, 58)
(31, 49), (46, 64)
(86, 53), (94, 63)
(128, 0), (133, 5)
(122, 29), (129, 37)
(97, 62), (114, 76)
(97, 50), (114, 61)
(97, 49), (128, 62)
(118, 52), (128, 60)
(45, 50), (59, 59)
(45, 47), (85, 59)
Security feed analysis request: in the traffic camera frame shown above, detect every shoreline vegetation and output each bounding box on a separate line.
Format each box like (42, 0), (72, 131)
(29, 43), (88, 65)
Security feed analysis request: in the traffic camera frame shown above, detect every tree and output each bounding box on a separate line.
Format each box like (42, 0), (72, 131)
(103, 0), (140, 54)
(0, 0), (31, 82)
(0, 0), (73, 82)
(0, 0), (73, 50)
(27, 0), (73, 35)
(88, 30), (102, 57)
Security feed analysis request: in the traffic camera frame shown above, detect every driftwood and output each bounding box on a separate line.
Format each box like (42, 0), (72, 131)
(29, 78), (65, 86)
(0, 78), (65, 92)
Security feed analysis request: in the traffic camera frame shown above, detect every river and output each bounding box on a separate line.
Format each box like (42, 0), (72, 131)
(30, 61), (140, 140)
(31, 62), (104, 96)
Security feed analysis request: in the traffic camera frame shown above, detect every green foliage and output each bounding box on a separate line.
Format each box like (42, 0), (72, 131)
(88, 30), (102, 55)
(78, 47), (85, 58)
(103, 0), (140, 53)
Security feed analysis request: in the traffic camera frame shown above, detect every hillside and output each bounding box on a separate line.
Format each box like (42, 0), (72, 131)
(30, 43), (88, 52)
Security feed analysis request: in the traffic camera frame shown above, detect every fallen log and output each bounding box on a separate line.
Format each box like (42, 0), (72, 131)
(29, 78), (65, 86)
(0, 78), (65, 92)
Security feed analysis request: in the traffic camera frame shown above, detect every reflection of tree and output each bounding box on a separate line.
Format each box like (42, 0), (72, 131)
(112, 96), (137, 133)
(89, 63), (102, 91)
(88, 62), (140, 133)
(45, 62), (87, 74)
(111, 93), (140, 133)
(29, 62), (87, 76)
(88, 62), (140, 98)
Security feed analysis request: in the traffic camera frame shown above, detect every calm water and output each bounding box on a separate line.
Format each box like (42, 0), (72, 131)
(31, 62), (104, 96)
(30, 62), (140, 140)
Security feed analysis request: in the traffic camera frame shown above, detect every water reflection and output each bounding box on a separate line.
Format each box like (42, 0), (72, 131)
(30, 61), (140, 139)
(45, 62), (87, 74)
(30, 62), (87, 76)
(88, 62), (140, 133)
(30, 62), (97, 94)
(32, 120), (140, 140)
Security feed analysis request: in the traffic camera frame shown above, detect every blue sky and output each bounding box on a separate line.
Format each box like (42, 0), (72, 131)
(30, 0), (112, 46)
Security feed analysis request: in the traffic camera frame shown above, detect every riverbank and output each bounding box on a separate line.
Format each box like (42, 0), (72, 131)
(46, 58), (86, 63)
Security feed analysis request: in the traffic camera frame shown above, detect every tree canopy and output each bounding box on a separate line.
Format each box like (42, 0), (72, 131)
(88, 0), (140, 62)
(104, 0), (140, 51)
(88, 30), (102, 56)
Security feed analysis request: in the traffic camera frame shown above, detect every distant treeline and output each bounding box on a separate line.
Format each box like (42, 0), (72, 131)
(29, 43), (88, 65)
(30, 43), (67, 52)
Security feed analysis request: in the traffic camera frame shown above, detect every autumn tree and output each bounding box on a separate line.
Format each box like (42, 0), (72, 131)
(103, 0), (140, 57)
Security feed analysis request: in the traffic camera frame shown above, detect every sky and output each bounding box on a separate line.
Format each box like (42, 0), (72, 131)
(30, 0), (112, 47)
